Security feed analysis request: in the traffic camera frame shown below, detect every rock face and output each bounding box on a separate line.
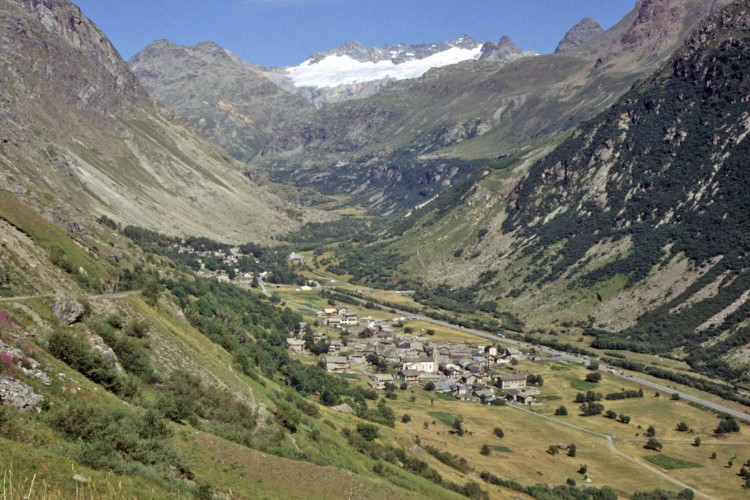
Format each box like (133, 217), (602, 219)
(478, 36), (537, 62)
(0, 0), (300, 243)
(52, 297), (85, 325)
(0, 376), (45, 410)
(554, 18), (605, 53)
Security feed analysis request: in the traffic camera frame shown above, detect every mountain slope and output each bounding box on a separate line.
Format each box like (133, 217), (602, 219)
(129, 0), (728, 216)
(0, 0), (300, 243)
(389, 0), (750, 382)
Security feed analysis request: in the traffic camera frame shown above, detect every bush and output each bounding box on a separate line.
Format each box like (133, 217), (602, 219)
(555, 405), (568, 416)
(493, 427), (504, 439)
(357, 423), (380, 442)
(585, 372), (602, 383)
(401, 414), (412, 424)
(48, 328), (125, 395)
(480, 444), (491, 456)
(424, 381), (436, 391)
(715, 416), (740, 434)
(644, 438), (663, 451)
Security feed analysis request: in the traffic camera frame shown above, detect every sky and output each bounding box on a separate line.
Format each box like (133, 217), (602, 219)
(75, 0), (636, 67)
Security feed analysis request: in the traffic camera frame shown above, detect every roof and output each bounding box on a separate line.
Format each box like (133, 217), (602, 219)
(371, 374), (394, 381)
(287, 339), (305, 346)
(342, 312), (358, 317)
(498, 373), (527, 382)
(325, 356), (348, 364)
(400, 369), (420, 377)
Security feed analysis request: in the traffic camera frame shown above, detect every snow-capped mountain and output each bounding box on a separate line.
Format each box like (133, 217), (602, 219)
(285, 36), (484, 89)
(269, 35), (534, 106)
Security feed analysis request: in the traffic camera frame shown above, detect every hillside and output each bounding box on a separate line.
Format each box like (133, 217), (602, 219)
(129, 0), (728, 215)
(384, 0), (750, 384)
(0, 0), (303, 244)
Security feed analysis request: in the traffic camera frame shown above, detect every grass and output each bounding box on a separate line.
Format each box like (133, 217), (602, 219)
(427, 411), (456, 427)
(486, 445), (512, 453)
(570, 379), (600, 391)
(644, 454), (701, 470)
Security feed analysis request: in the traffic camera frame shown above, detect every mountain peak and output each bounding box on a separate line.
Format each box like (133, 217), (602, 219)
(554, 17), (604, 53)
(478, 36), (536, 62)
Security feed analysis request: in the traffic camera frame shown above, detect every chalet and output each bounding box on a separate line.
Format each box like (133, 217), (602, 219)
(325, 356), (348, 373)
(496, 373), (527, 390)
(323, 308), (338, 317)
(341, 312), (358, 325)
(349, 353), (367, 367)
(461, 374), (482, 386)
(325, 317), (342, 328)
(286, 338), (306, 355)
(328, 341), (343, 354)
(398, 369), (421, 385)
(369, 374), (394, 390)
(504, 347), (524, 361)
(452, 383), (469, 399)
(506, 389), (537, 405)
(473, 387), (495, 401)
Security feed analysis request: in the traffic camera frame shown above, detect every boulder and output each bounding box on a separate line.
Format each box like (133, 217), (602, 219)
(0, 376), (45, 410)
(52, 297), (85, 325)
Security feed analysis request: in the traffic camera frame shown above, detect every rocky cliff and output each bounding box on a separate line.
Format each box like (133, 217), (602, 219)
(0, 0), (300, 243)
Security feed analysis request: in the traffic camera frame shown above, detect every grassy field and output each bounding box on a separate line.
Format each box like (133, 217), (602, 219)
(644, 454), (701, 470)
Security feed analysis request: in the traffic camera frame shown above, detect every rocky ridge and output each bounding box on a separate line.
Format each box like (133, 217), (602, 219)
(554, 18), (604, 53)
(0, 0), (301, 243)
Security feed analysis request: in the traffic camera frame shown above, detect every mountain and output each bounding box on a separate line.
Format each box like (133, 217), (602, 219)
(129, 40), (315, 163)
(554, 18), (604, 53)
(0, 0), (302, 243)
(271, 36), (488, 106)
(478, 36), (537, 62)
(386, 0), (750, 382)
(130, 0), (725, 216)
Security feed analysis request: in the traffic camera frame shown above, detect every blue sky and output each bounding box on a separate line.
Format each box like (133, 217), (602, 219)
(75, 0), (636, 67)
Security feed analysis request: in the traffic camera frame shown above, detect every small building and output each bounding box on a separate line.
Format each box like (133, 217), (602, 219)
(369, 374), (394, 390)
(325, 356), (349, 373)
(286, 338), (307, 354)
(504, 347), (524, 361)
(496, 373), (527, 390)
(341, 312), (358, 325)
(328, 341), (343, 354)
(398, 369), (421, 385)
(326, 317), (342, 328)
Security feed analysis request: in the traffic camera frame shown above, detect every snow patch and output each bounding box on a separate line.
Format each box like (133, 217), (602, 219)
(286, 46), (483, 89)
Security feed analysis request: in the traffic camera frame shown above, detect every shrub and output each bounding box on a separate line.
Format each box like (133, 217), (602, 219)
(357, 423), (380, 442)
(585, 372), (602, 383)
(48, 328), (124, 395)
(555, 405), (568, 416)
(401, 414), (412, 424)
(715, 416), (740, 434)
(493, 427), (504, 439)
(644, 438), (663, 451)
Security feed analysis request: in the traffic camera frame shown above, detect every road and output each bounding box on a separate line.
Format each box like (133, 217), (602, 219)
(0, 290), (138, 302)
(509, 405), (715, 499)
(329, 287), (750, 423)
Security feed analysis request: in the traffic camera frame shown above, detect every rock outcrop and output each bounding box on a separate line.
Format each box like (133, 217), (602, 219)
(52, 296), (85, 325)
(554, 18), (605, 53)
(478, 36), (536, 62)
(0, 376), (45, 410)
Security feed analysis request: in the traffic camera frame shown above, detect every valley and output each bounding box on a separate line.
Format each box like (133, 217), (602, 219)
(0, 0), (749, 498)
